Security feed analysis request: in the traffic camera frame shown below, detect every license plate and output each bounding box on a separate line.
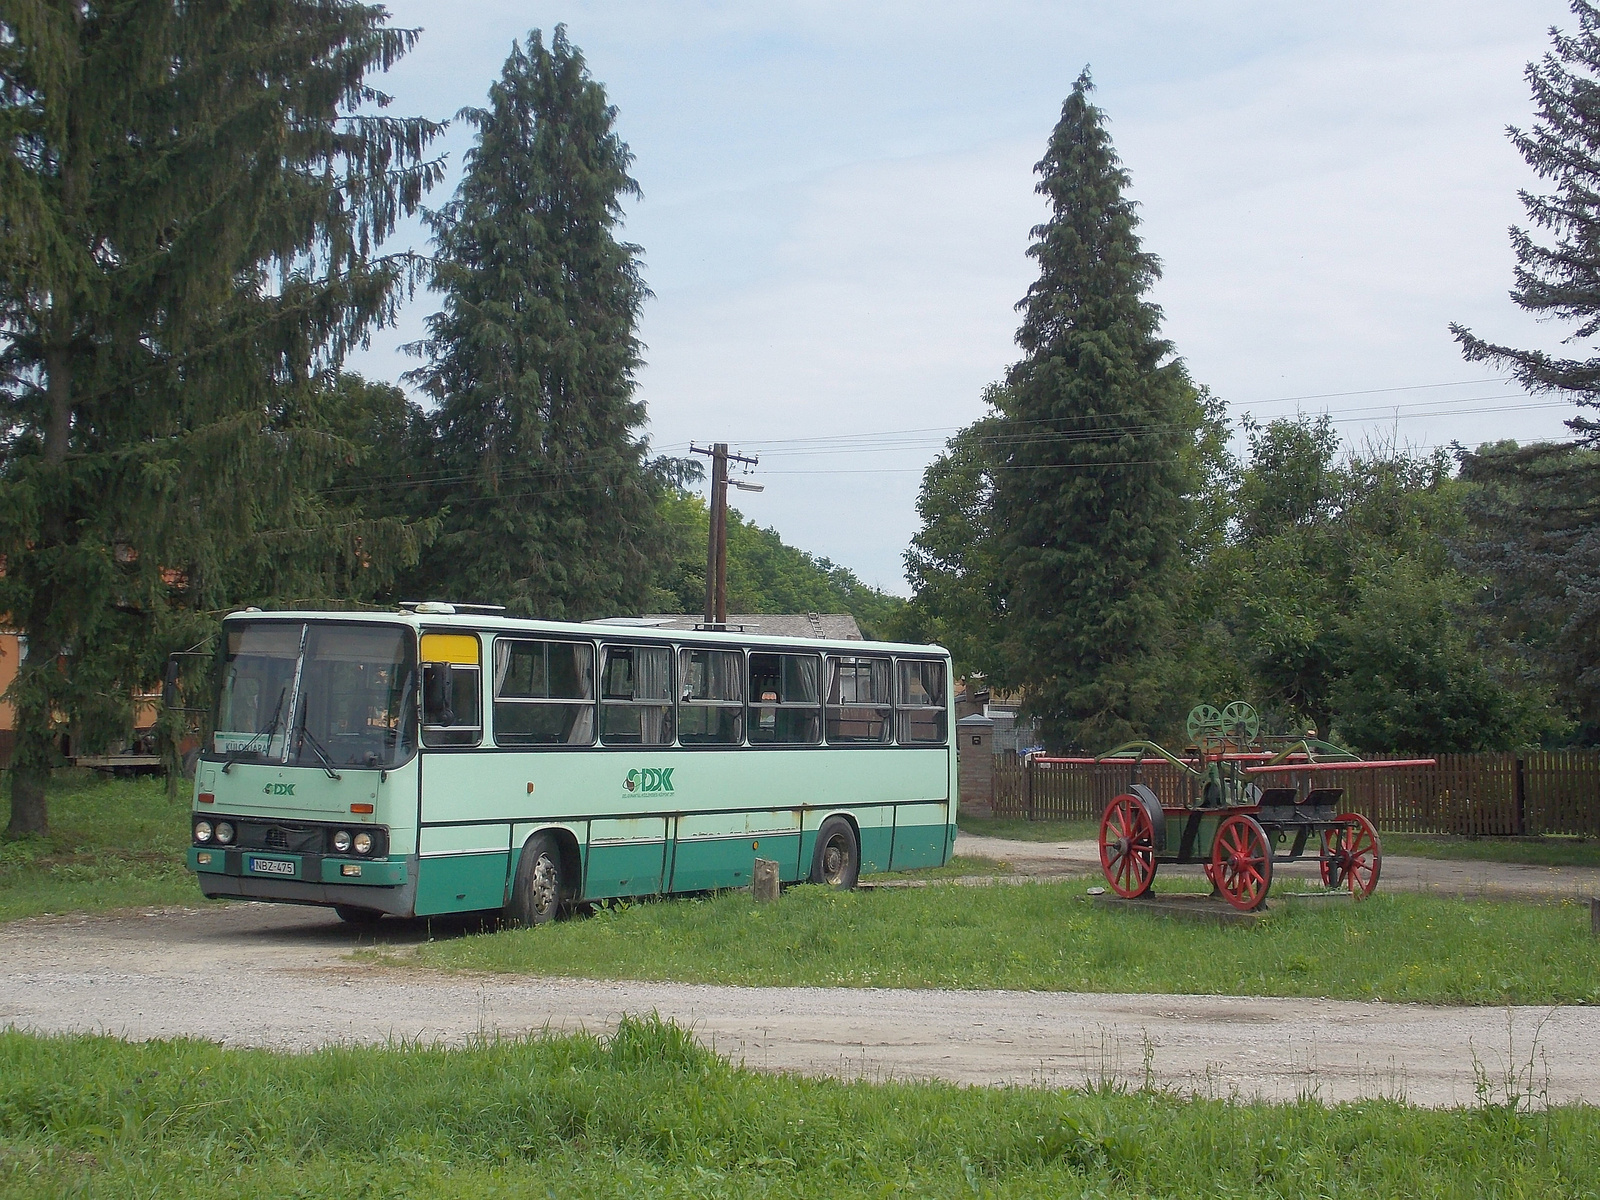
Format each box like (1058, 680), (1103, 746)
(249, 857), (296, 877)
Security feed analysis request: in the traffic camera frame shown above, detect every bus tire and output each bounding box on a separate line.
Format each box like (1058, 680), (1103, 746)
(334, 905), (383, 925)
(506, 832), (566, 927)
(809, 817), (860, 889)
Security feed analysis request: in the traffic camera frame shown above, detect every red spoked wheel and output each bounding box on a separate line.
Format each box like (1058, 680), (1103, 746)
(1320, 812), (1382, 899)
(1099, 793), (1158, 899)
(1211, 813), (1273, 912)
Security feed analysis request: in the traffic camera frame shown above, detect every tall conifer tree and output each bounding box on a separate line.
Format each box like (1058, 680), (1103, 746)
(1451, 1), (1600, 738)
(406, 27), (661, 618)
(993, 71), (1201, 749)
(0, 3), (442, 834)
(1454, 0), (1600, 441)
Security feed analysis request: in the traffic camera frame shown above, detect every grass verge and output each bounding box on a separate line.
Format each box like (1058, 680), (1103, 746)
(1, 1021), (1596, 1198)
(408, 882), (1600, 1006)
(0, 773), (198, 923)
(958, 816), (1098, 842)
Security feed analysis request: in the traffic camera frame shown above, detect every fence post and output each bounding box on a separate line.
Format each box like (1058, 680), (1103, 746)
(1514, 755), (1527, 837)
(1025, 760), (1035, 821)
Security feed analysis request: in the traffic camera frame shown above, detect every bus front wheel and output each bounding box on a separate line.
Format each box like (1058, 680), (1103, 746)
(809, 817), (860, 889)
(506, 833), (567, 927)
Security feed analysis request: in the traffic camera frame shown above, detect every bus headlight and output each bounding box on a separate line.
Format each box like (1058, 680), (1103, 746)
(194, 820), (213, 843)
(215, 821), (235, 845)
(353, 832), (373, 856)
(332, 830), (352, 853)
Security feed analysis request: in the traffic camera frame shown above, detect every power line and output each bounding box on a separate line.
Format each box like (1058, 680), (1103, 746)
(301, 377), (1571, 501)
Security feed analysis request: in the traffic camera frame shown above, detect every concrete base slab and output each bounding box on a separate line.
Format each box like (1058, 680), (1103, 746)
(1092, 892), (1265, 924)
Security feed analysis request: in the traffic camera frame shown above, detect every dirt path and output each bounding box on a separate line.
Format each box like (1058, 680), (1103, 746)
(955, 832), (1600, 899)
(3, 902), (1596, 1107)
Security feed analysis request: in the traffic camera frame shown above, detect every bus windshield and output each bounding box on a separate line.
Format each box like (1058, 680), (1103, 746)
(212, 621), (417, 769)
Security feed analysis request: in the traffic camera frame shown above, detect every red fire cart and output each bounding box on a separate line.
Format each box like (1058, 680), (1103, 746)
(1085, 703), (1431, 911)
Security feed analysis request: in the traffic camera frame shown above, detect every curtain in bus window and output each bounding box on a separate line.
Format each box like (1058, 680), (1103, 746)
(493, 639), (595, 745)
(600, 645), (673, 745)
(825, 655), (892, 743)
(896, 659), (948, 745)
(749, 652), (822, 744)
(678, 648), (743, 744)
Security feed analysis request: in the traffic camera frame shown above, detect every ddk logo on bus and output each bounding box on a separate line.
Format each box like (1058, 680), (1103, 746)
(624, 768), (674, 794)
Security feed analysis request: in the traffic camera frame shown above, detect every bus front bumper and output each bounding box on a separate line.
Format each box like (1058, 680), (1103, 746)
(188, 847), (416, 915)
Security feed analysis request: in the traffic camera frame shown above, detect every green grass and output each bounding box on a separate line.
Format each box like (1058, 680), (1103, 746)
(1, 1021), (1596, 1198)
(1383, 833), (1600, 869)
(0, 774), (200, 923)
(958, 816), (1098, 841)
(410, 883), (1600, 1006)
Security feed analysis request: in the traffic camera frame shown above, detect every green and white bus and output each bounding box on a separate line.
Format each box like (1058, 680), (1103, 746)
(185, 606), (955, 923)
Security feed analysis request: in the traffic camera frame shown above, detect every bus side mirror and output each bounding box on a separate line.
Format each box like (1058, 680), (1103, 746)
(426, 661), (456, 726)
(162, 658), (181, 709)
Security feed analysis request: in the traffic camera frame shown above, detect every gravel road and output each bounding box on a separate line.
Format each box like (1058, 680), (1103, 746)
(3, 897), (1597, 1107)
(955, 831), (1600, 899)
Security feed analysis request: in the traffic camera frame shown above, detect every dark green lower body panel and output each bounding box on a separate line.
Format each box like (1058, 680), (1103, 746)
(890, 823), (947, 871)
(415, 852), (510, 915)
(585, 841), (667, 900)
(857, 827), (892, 875)
(670, 833), (801, 892)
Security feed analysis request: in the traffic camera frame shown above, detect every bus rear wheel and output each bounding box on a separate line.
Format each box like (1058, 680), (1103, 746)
(334, 905), (383, 925)
(506, 832), (567, 927)
(809, 817), (860, 889)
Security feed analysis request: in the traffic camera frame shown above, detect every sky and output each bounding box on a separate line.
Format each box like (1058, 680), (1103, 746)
(350, 0), (1580, 595)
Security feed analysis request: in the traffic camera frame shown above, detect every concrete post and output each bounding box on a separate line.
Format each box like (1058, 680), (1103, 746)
(753, 857), (780, 902)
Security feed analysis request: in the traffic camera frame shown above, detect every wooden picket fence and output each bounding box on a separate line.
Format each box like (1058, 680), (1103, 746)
(992, 750), (1600, 837)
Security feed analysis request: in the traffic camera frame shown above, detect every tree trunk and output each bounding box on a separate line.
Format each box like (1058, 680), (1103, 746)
(4, 767), (49, 838)
(6, 290), (79, 839)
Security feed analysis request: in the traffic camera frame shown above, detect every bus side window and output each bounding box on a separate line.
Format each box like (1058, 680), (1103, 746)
(600, 644), (674, 745)
(748, 652), (821, 745)
(493, 639), (596, 746)
(421, 633), (483, 748)
(678, 648), (743, 745)
(825, 655), (892, 744)
(895, 659), (947, 745)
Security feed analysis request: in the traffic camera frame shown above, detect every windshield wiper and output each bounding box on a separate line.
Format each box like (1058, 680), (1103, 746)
(296, 724), (343, 780)
(222, 687), (286, 773)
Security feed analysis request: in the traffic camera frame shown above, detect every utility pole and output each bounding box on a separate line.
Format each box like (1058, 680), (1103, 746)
(690, 442), (759, 627)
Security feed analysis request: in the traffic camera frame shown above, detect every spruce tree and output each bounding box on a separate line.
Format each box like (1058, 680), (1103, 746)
(1453, 0), (1600, 440)
(1450, 1), (1600, 740)
(405, 27), (661, 619)
(993, 71), (1202, 750)
(0, 3), (441, 834)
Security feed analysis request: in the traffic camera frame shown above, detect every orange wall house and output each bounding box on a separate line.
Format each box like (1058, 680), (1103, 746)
(0, 631), (19, 766)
